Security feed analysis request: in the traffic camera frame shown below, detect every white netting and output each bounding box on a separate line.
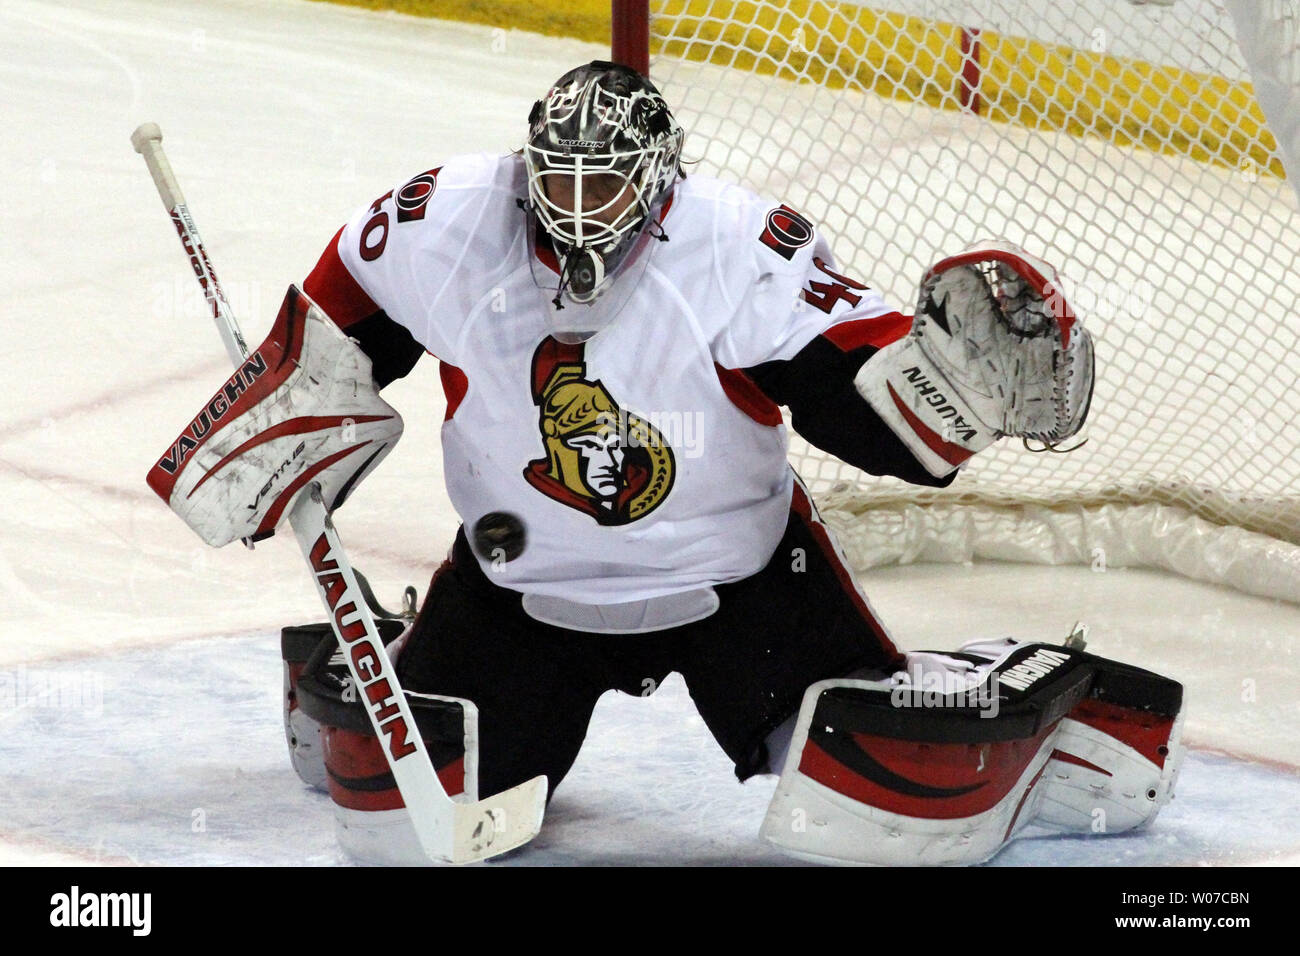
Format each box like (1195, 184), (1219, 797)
(646, 0), (1300, 597)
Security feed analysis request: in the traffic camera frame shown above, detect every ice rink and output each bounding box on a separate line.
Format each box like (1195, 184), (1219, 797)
(1, 0), (1298, 865)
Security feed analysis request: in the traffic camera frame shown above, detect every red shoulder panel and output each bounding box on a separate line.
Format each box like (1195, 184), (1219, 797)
(304, 227), (380, 328)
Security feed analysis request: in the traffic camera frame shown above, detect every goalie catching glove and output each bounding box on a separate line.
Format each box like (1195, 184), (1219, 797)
(147, 286), (402, 546)
(856, 240), (1095, 477)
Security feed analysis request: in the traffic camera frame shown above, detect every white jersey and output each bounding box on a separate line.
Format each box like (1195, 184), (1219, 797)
(326, 153), (900, 603)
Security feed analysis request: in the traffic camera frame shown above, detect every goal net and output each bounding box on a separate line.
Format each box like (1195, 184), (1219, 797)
(637, 0), (1300, 600)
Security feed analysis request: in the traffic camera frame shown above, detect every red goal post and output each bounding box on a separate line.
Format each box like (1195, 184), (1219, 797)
(613, 0), (650, 74)
(611, 0), (1300, 600)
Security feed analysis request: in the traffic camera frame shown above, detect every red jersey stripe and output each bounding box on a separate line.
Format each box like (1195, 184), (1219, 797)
(304, 227), (381, 328)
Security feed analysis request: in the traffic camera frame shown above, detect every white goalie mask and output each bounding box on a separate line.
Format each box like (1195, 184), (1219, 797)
(523, 60), (684, 340)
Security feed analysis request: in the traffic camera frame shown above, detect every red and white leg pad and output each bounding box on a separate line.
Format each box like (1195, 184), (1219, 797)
(760, 639), (1184, 865)
(1039, 694), (1185, 832)
(280, 621), (480, 865)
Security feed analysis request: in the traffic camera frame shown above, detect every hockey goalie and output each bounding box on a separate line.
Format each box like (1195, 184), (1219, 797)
(150, 60), (1184, 865)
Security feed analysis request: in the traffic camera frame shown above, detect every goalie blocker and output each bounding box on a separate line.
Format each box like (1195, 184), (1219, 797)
(146, 285), (403, 546)
(761, 638), (1185, 865)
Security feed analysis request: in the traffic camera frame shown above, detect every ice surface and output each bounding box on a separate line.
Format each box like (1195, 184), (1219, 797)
(2, 634), (1299, 867)
(0, 0), (1296, 865)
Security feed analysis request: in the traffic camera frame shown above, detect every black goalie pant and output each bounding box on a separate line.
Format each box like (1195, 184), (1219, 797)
(395, 485), (902, 800)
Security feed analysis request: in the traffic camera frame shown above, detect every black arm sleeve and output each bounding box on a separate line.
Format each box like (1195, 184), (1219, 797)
(342, 310), (425, 390)
(746, 336), (955, 488)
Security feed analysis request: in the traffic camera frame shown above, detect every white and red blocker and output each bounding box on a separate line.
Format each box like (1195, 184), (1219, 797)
(147, 285), (403, 546)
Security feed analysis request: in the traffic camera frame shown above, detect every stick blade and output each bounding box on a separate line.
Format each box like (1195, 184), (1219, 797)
(451, 775), (549, 864)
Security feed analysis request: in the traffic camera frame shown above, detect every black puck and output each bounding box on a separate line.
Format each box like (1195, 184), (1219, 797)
(472, 511), (526, 563)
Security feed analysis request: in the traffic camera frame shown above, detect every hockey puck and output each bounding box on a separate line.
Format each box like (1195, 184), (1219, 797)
(472, 511), (526, 563)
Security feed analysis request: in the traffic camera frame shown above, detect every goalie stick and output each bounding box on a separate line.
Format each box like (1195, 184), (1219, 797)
(130, 122), (547, 864)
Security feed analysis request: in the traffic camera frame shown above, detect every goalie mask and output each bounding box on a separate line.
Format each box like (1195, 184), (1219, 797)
(524, 60), (684, 341)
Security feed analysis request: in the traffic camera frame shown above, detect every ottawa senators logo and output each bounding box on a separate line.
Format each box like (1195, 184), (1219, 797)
(522, 338), (674, 525)
(759, 204), (814, 260)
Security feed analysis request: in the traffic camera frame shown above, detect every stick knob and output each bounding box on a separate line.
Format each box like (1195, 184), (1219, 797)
(131, 122), (163, 154)
(130, 122), (185, 211)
